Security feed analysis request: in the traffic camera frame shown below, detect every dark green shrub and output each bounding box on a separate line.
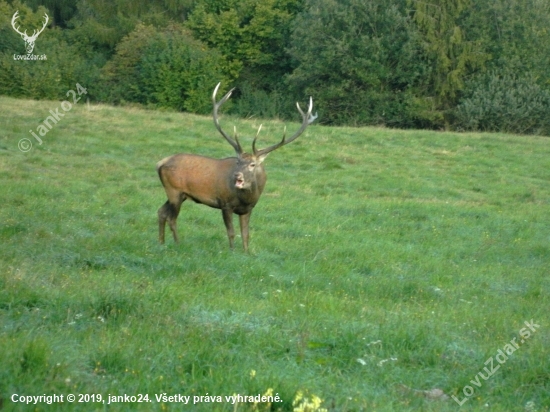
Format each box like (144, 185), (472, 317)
(230, 82), (287, 119)
(102, 23), (234, 113)
(287, 0), (431, 128)
(186, 0), (302, 89)
(139, 25), (234, 113)
(454, 72), (550, 135)
(100, 24), (158, 104)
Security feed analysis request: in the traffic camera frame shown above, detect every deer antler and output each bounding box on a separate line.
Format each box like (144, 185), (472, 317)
(253, 97), (317, 158)
(213, 83), (317, 157)
(212, 82), (242, 154)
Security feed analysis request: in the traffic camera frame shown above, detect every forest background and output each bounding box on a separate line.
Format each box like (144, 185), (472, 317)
(1, 0), (550, 135)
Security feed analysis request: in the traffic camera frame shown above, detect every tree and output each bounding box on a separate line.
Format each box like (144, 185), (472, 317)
(463, 0), (550, 83)
(408, 0), (488, 124)
(101, 23), (235, 113)
(18, 0), (77, 28)
(187, 0), (303, 90)
(287, 0), (430, 127)
(452, 0), (550, 135)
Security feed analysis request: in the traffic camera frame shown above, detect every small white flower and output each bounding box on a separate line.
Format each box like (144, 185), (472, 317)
(377, 357), (397, 367)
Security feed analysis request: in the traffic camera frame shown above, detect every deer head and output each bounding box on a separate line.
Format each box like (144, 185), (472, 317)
(212, 82), (317, 199)
(11, 11), (49, 55)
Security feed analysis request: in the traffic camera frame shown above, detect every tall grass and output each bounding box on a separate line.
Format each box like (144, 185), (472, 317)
(0, 96), (548, 411)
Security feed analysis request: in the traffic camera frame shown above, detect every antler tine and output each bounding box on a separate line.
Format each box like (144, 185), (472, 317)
(254, 96), (316, 157)
(233, 126), (242, 150)
(252, 124), (264, 155)
(212, 82), (242, 154)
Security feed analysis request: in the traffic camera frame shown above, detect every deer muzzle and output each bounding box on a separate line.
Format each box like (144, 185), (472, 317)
(234, 172), (245, 189)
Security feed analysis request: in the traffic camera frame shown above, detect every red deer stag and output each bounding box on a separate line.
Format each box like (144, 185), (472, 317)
(156, 83), (317, 252)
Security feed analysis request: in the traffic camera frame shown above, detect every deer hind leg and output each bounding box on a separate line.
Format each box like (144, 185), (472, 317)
(158, 192), (186, 244)
(158, 201), (173, 244)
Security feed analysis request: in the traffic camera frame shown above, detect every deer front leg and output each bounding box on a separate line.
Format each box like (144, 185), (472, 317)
(239, 212), (252, 253)
(222, 209), (235, 249)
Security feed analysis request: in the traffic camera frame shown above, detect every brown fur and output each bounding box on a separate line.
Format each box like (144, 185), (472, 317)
(157, 152), (267, 251)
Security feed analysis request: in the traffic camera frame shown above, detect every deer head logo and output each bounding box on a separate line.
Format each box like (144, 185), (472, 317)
(11, 11), (49, 55)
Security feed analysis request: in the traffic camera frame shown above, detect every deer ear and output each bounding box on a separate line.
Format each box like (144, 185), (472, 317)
(257, 153), (268, 164)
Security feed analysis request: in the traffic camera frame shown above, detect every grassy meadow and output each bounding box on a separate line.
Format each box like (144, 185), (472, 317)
(0, 95), (549, 411)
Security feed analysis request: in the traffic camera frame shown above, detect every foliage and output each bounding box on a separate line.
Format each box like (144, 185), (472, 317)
(464, 0), (550, 85)
(187, 0), (302, 90)
(17, 0), (77, 28)
(99, 24), (157, 105)
(287, 0), (431, 127)
(65, 0), (195, 53)
(101, 23), (235, 113)
(230, 82), (288, 119)
(408, 0), (489, 122)
(454, 71), (550, 135)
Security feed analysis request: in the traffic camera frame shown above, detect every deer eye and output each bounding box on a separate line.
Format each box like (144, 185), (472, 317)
(249, 163), (256, 169)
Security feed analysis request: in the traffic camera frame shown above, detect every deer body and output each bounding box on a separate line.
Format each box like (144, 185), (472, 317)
(157, 83), (316, 252)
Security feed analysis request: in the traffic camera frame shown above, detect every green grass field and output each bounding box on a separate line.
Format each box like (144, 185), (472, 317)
(0, 95), (549, 411)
